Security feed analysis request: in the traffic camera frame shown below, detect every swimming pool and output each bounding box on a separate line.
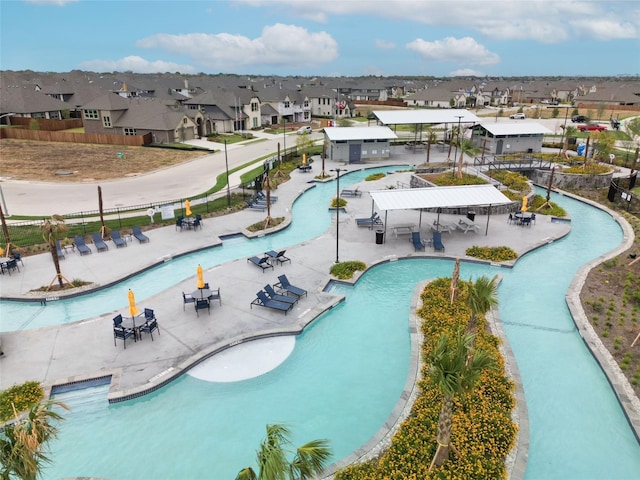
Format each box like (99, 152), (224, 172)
(7, 173), (640, 478)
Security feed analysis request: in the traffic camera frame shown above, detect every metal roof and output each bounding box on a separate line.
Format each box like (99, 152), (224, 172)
(323, 126), (397, 141)
(477, 122), (552, 136)
(373, 109), (480, 125)
(370, 184), (512, 211)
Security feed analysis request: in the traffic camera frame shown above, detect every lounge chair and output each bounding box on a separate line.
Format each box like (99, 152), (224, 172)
(411, 232), (425, 252)
(340, 187), (362, 197)
(92, 233), (109, 252)
(55, 239), (66, 260)
(264, 284), (297, 305)
(274, 274), (307, 298)
(132, 226), (149, 243)
(250, 290), (292, 315)
(247, 200), (266, 211)
(73, 236), (92, 255)
(265, 250), (291, 265)
(247, 255), (274, 272)
(111, 230), (127, 248)
(257, 191), (277, 202)
(433, 231), (445, 252)
(356, 212), (382, 229)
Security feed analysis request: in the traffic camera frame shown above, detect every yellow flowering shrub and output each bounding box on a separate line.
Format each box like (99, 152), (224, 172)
(0, 381), (44, 422)
(335, 278), (518, 480)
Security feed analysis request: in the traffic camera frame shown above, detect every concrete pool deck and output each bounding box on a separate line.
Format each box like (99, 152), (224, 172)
(1, 147), (638, 478)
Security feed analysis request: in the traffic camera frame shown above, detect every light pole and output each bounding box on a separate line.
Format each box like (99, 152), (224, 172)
(556, 106), (570, 156)
(224, 139), (231, 208)
(282, 119), (286, 164)
(330, 168), (347, 263)
(453, 115), (464, 164)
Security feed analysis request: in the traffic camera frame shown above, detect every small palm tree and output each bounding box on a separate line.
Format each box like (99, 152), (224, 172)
(456, 139), (481, 179)
(425, 129), (437, 164)
(562, 125), (578, 158)
(236, 424), (331, 480)
(41, 215), (70, 290)
(466, 275), (499, 366)
(428, 331), (495, 470)
(0, 400), (69, 480)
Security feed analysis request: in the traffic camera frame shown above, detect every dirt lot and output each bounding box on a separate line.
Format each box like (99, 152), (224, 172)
(2, 138), (639, 397)
(0, 139), (208, 182)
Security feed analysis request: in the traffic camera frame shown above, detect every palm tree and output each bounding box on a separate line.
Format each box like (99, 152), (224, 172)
(0, 400), (69, 480)
(425, 128), (437, 164)
(428, 331), (495, 470)
(456, 139), (481, 179)
(561, 125), (578, 159)
(466, 275), (499, 336)
(236, 424), (331, 480)
(41, 215), (69, 290)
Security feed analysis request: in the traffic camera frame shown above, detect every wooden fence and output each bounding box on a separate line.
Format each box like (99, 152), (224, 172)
(0, 128), (152, 146)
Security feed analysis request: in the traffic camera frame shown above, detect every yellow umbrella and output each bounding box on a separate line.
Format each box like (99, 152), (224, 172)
(521, 196), (528, 212)
(302, 153), (307, 165)
(185, 199), (192, 217)
(197, 264), (204, 289)
(0, 246), (4, 257)
(128, 289), (140, 317)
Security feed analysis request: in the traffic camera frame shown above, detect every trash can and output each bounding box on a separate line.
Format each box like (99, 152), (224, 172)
(467, 211), (476, 221)
(375, 230), (385, 245)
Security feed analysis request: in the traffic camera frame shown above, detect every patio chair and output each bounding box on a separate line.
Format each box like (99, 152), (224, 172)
(92, 233), (109, 252)
(264, 284), (298, 305)
(176, 217), (184, 231)
(247, 255), (274, 272)
(192, 218), (202, 230)
(265, 250), (291, 265)
(432, 231), (445, 252)
(139, 308), (160, 341)
(12, 252), (24, 266)
(132, 226), (149, 243)
(250, 290), (293, 315)
(530, 213), (536, 225)
(411, 232), (425, 252)
(274, 274), (307, 298)
(507, 213), (514, 224)
(55, 239), (66, 260)
(194, 298), (210, 316)
(182, 292), (195, 310)
(208, 287), (221, 306)
(113, 314), (135, 348)
(1, 259), (19, 275)
(73, 236), (92, 255)
(111, 230), (127, 248)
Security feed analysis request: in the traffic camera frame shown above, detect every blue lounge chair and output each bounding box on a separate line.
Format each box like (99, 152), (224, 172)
(111, 230), (127, 248)
(55, 239), (66, 260)
(74, 236), (92, 255)
(257, 191), (277, 202)
(247, 255), (274, 272)
(274, 274), (307, 298)
(132, 226), (149, 243)
(265, 250), (291, 265)
(433, 231), (445, 252)
(356, 212), (382, 229)
(411, 232), (425, 252)
(264, 284), (297, 305)
(92, 233), (109, 252)
(250, 290), (292, 315)
(248, 200), (266, 211)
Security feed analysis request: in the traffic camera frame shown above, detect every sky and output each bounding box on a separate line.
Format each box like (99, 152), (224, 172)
(1, 0), (639, 77)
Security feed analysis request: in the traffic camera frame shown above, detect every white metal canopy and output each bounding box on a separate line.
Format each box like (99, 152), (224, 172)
(373, 109), (481, 126)
(370, 184), (511, 211)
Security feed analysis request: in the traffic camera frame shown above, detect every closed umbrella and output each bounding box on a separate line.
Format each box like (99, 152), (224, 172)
(185, 199), (192, 217)
(197, 264), (204, 289)
(128, 289), (139, 318)
(521, 196), (528, 212)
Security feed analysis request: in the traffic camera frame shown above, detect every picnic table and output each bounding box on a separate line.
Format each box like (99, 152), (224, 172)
(458, 217), (480, 234)
(391, 223), (416, 237)
(431, 222), (458, 233)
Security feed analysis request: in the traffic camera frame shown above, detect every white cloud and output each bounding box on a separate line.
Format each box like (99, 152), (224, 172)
(136, 24), (338, 69)
(234, 0), (640, 42)
(449, 68), (485, 77)
(79, 56), (195, 74)
(23, 0), (78, 4)
(375, 39), (396, 50)
(406, 36), (500, 66)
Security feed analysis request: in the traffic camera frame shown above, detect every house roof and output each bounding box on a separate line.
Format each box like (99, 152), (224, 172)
(374, 109), (480, 125)
(324, 126), (397, 141)
(476, 122), (552, 135)
(370, 184), (512, 211)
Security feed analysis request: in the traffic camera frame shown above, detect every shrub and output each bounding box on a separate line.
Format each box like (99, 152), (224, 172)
(365, 173), (386, 181)
(330, 261), (366, 279)
(331, 197), (348, 208)
(246, 217), (285, 232)
(0, 381), (44, 422)
(466, 245), (518, 262)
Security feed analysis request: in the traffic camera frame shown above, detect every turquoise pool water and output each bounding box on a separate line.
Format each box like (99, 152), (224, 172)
(5, 170), (640, 478)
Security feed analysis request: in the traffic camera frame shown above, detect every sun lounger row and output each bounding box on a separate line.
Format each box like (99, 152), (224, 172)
(250, 275), (307, 314)
(65, 227), (149, 256)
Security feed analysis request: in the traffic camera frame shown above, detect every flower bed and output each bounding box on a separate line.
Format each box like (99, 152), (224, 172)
(335, 278), (517, 479)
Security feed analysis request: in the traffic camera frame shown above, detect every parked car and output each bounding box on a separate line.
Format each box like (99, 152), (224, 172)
(296, 126), (312, 135)
(509, 113), (526, 119)
(572, 115), (589, 123)
(578, 124), (607, 132)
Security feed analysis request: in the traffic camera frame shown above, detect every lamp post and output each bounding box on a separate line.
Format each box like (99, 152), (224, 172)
(224, 139), (231, 208)
(556, 105), (570, 156)
(453, 115), (463, 166)
(330, 168), (347, 263)
(282, 119), (286, 164)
